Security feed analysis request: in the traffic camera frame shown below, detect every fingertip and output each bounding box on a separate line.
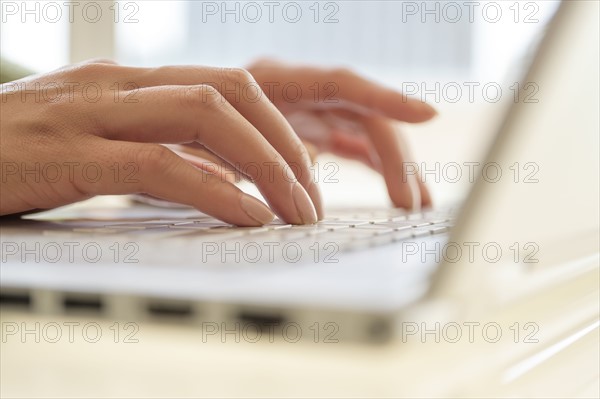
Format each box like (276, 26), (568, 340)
(421, 196), (432, 208)
(396, 97), (438, 123)
(391, 193), (415, 212)
(410, 102), (438, 123)
(419, 185), (433, 208)
(306, 181), (324, 221)
(387, 179), (415, 211)
(387, 173), (425, 212)
(239, 193), (275, 226)
(423, 102), (438, 118)
(292, 182), (318, 225)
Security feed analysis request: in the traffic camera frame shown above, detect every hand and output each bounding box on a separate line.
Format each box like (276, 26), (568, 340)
(249, 58), (435, 209)
(180, 59), (436, 209)
(0, 60), (322, 226)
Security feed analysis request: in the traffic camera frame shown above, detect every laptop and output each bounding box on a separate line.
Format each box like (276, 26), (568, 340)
(1, 0), (598, 344)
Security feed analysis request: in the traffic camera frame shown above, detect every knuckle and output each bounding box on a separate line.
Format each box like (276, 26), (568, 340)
(69, 61), (110, 78)
(224, 67), (255, 84)
(82, 58), (118, 66)
(135, 145), (172, 175)
(288, 139), (311, 164)
(246, 57), (276, 69)
(179, 85), (224, 111)
(153, 65), (182, 76)
(330, 67), (355, 82)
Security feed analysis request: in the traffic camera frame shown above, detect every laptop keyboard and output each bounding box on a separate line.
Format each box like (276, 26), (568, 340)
(45, 208), (456, 265)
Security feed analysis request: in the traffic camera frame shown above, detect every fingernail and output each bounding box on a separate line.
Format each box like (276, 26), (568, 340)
(292, 182), (318, 224)
(306, 181), (324, 221)
(240, 194), (274, 225)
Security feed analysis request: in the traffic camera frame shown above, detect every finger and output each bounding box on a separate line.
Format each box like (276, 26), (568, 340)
(98, 84), (317, 225)
(358, 116), (422, 210)
(322, 108), (428, 208)
(417, 175), (432, 208)
(248, 61), (437, 123)
(81, 58), (119, 65)
(177, 143), (228, 166)
(394, 135), (432, 208)
(329, 129), (381, 171)
(76, 138), (274, 226)
(285, 110), (378, 169)
(300, 139), (319, 164)
(177, 143), (237, 170)
(288, 108), (429, 205)
(311, 109), (382, 171)
(170, 144), (240, 183)
(169, 146), (238, 184)
(111, 66), (324, 220)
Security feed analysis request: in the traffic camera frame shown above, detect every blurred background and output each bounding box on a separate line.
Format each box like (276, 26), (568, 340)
(1, 0), (560, 205)
(2, 0), (559, 79)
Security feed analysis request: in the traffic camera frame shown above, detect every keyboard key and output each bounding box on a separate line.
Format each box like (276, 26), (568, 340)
(411, 228), (432, 238)
(266, 224), (292, 230)
(288, 226), (328, 235)
(392, 230), (414, 242)
(372, 221), (414, 231)
(352, 225), (394, 235)
(430, 226), (451, 235)
(104, 223), (171, 229)
(315, 222), (350, 231)
(407, 213), (424, 220)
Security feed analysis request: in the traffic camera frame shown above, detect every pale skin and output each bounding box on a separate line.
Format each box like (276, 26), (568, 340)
(0, 58), (436, 226)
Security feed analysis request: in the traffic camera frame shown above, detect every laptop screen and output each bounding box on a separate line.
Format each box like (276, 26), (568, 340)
(435, 0), (599, 298)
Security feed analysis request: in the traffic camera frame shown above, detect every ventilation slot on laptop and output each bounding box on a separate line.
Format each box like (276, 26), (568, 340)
(146, 302), (194, 318)
(368, 318), (392, 343)
(0, 291), (31, 308)
(62, 295), (104, 313)
(237, 310), (286, 331)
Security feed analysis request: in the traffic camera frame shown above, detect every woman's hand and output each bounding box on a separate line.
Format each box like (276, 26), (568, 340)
(0, 60), (323, 225)
(247, 59), (436, 209)
(181, 59), (436, 212)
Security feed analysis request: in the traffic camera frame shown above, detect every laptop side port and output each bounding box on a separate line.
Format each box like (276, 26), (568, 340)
(146, 301), (194, 318)
(62, 294), (104, 313)
(237, 310), (286, 331)
(0, 291), (31, 308)
(368, 318), (392, 343)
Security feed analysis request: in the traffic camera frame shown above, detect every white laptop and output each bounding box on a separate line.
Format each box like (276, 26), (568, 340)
(1, 0), (598, 345)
